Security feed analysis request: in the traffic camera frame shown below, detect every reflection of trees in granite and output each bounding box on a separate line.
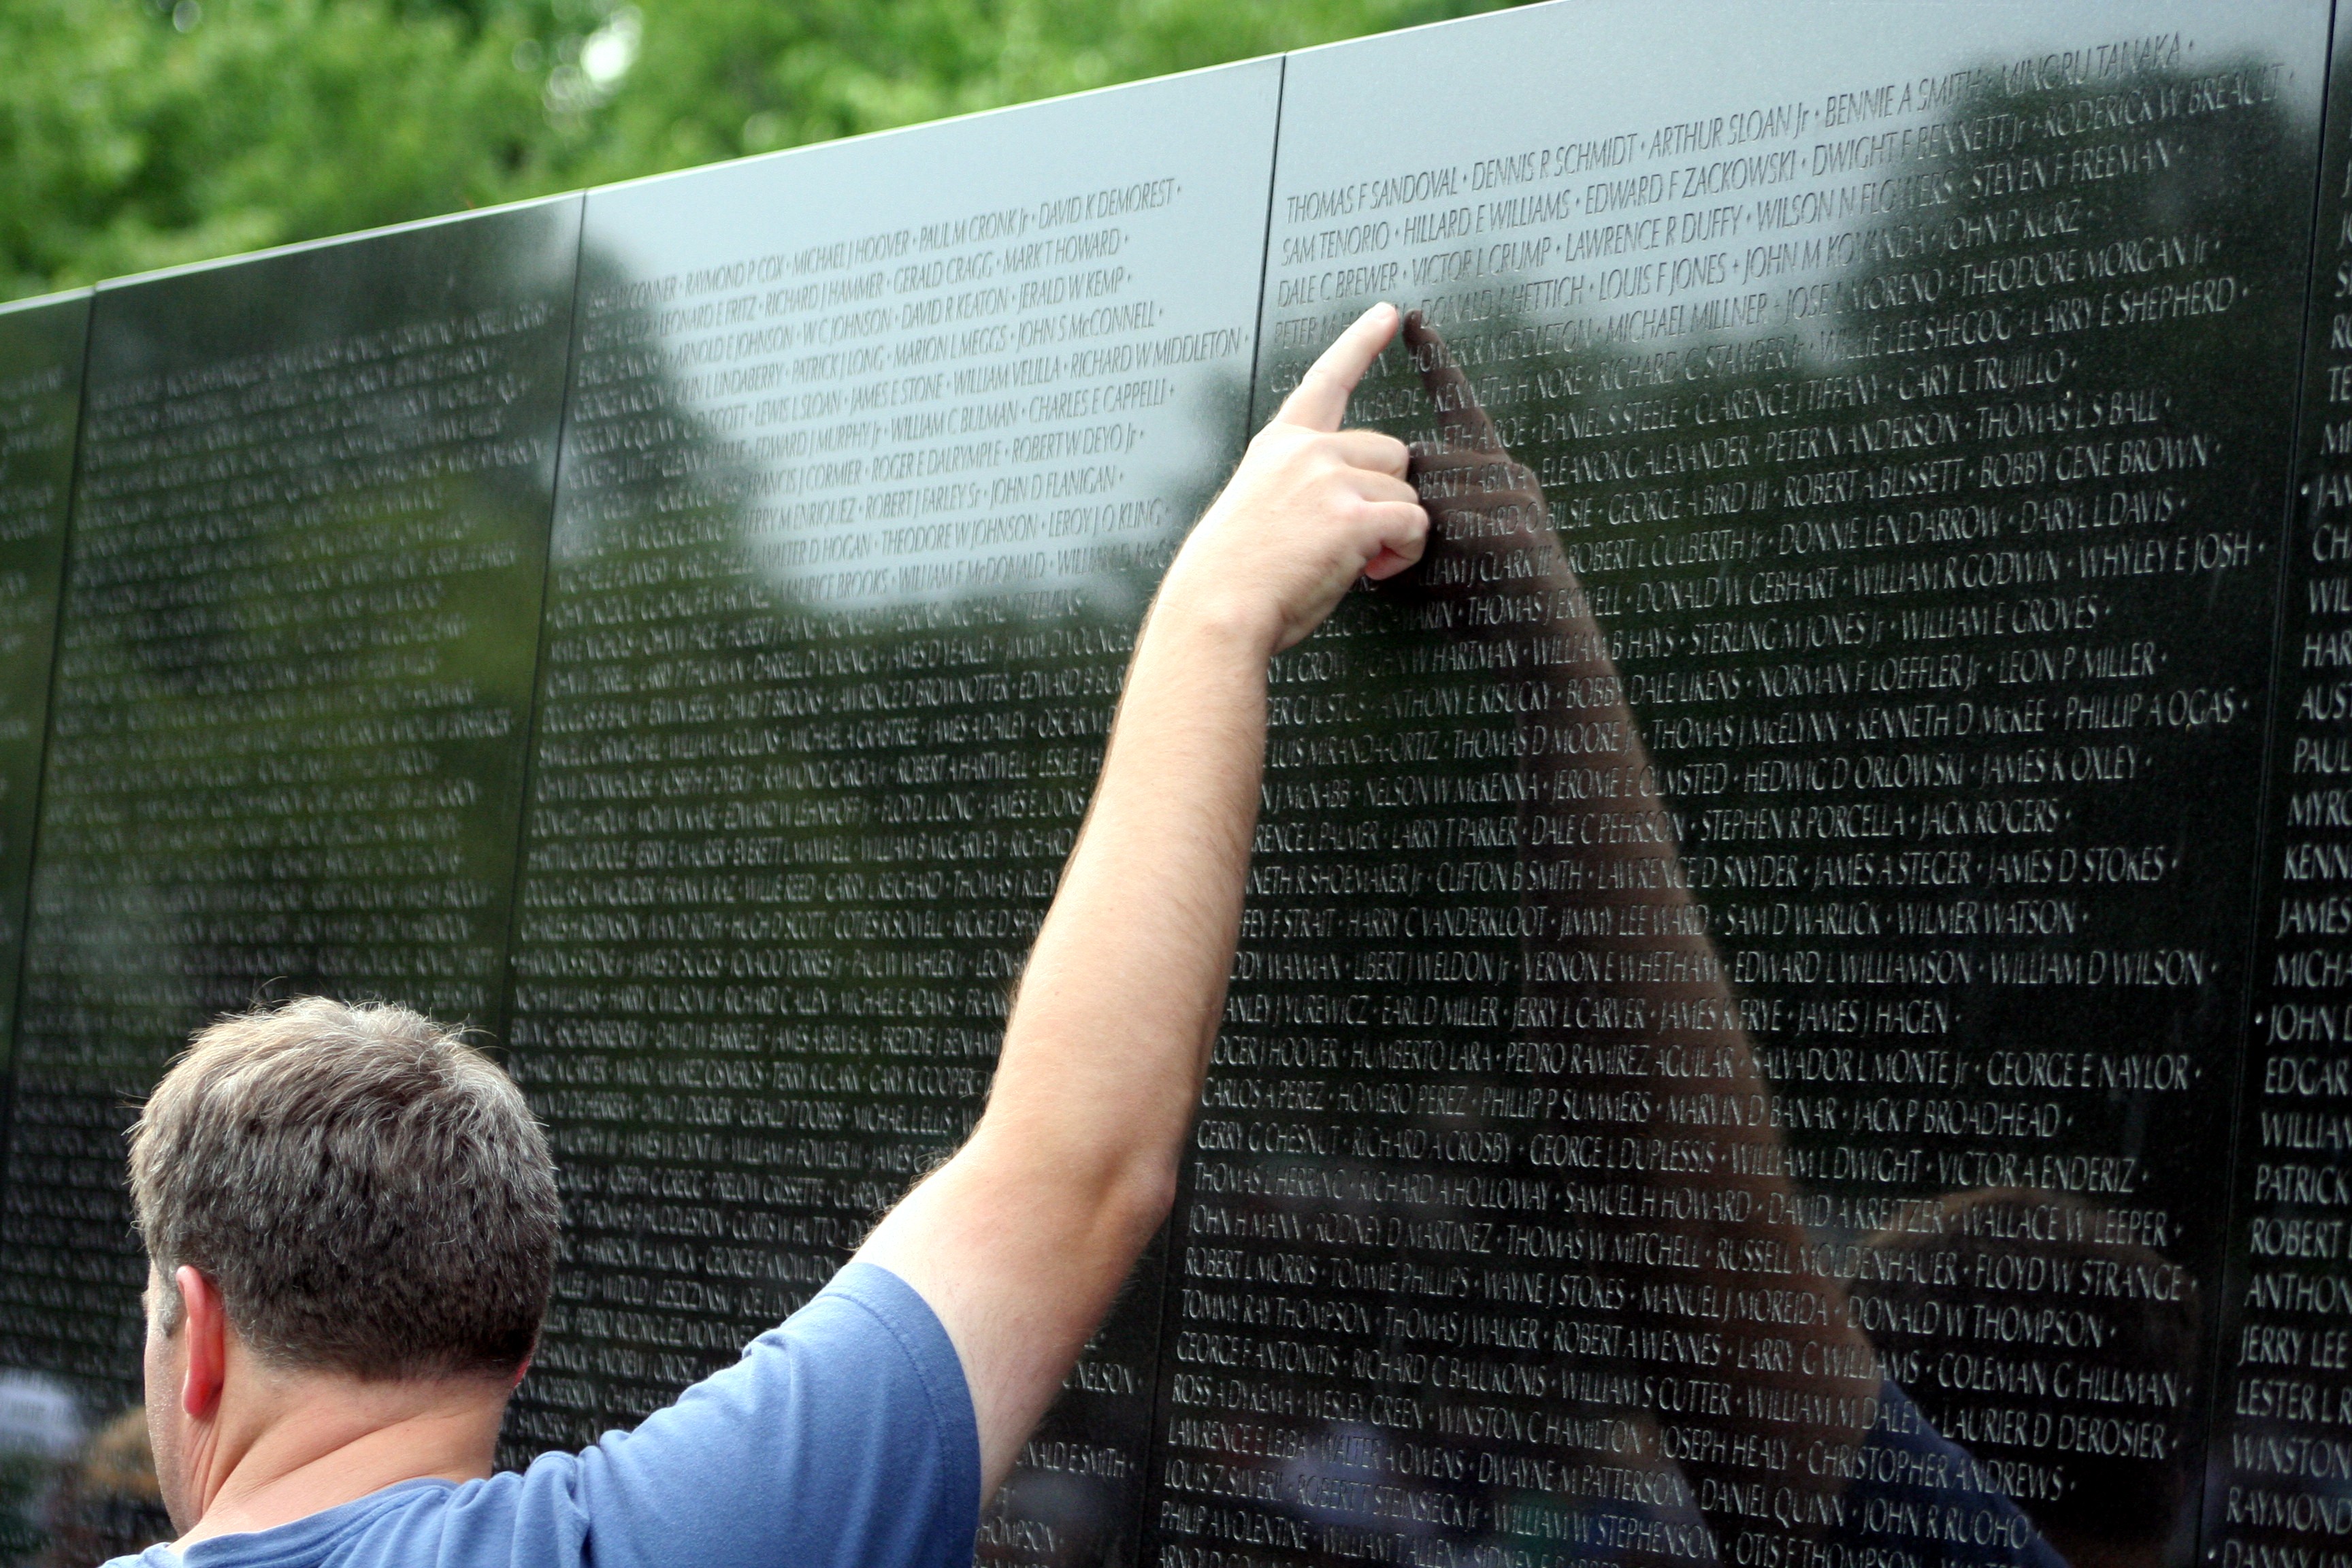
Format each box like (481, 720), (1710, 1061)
(1225, 52), (2306, 1568)
(506, 232), (1252, 1566)
(2, 209), (576, 1424)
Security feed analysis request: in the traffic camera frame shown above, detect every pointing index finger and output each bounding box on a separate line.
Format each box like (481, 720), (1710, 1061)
(1273, 302), (1401, 432)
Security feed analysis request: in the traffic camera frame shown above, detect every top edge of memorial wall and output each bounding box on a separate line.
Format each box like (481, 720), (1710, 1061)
(581, 52), (1286, 206)
(0, 287), (93, 320)
(1269, 0), (2330, 170)
(574, 53), (1280, 246)
(78, 194), (587, 410)
(1282, 0), (2334, 66)
(79, 191), (586, 298)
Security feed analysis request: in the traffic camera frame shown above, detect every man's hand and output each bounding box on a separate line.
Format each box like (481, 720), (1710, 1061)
(1156, 301), (1428, 652)
(853, 301), (1418, 1501)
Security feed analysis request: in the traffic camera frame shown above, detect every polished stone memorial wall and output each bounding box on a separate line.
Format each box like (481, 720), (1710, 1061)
(0, 202), (578, 1403)
(0, 291), (86, 1162)
(498, 61), (1277, 1565)
(1181, 7), (2323, 1568)
(3, 3), (2351, 1567)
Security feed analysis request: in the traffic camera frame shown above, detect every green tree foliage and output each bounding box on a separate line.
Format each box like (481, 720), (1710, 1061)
(1, 0), (1529, 304)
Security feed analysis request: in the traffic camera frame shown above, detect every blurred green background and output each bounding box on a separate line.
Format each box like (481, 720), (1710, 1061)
(0, 0), (1530, 304)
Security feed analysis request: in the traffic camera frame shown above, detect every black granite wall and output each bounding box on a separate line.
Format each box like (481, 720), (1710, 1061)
(2, 5), (2349, 1568)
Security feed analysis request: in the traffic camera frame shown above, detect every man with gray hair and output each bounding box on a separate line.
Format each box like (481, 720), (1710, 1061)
(111, 304), (1428, 1568)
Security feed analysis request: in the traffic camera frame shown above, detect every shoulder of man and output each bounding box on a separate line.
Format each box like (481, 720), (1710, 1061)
(98, 1477), (538, 1568)
(106, 1263), (978, 1568)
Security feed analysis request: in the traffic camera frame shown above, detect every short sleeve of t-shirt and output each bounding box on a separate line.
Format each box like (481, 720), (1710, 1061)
(121, 1261), (981, 1568)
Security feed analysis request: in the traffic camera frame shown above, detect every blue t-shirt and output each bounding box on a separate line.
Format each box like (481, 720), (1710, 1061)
(113, 1262), (979, 1568)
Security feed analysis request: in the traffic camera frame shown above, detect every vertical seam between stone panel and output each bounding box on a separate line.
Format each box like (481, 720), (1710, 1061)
(1240, 55), (1290, 442)
(0, 291), (98, 1262)
(2195, 11), (2347, 1563)
(1132, 52), (1292, 1568)
(487, 192), (592, 1068)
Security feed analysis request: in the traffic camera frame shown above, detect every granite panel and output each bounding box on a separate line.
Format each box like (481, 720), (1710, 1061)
(1160, 7), (2330, 1568)
(0, 201), (579, 1431)
(2205, 11), (2352, 1564)
(0, 289), (88, 1145)
(497, 60), (1279, 1568)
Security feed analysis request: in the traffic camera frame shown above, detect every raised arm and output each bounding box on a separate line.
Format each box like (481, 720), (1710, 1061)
(855, 303), (1428, 1493)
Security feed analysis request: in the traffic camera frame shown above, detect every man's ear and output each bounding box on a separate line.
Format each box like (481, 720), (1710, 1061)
(176, 1265), (229, 1422)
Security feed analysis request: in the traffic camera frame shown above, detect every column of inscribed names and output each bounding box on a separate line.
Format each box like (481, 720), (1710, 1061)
(499, 64), (1279, 1568)
(0, 203), (578, 1409)
(2205, 12), (2352, 1567)
(1158, 7), (2325, 1568)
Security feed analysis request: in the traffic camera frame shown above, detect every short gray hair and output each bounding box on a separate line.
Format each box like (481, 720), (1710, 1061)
(127, 998), (559, 1379)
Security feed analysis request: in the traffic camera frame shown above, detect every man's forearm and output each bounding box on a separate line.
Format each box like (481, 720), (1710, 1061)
(857, 606), (1269, 1489)
(855, 302), (1426, 1497)
(986, 609), (1267, 1245)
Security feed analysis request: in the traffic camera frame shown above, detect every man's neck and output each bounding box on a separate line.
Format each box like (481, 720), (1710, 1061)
(178, 1376), (510, 1548)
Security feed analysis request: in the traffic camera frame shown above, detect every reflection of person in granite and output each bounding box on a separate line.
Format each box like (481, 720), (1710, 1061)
(39, 1409), (174, 1567)
(1392, 310), (2065, 1568)
(1848, 1190), (2201, 1568)
(87, 305), (1432, 1568)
